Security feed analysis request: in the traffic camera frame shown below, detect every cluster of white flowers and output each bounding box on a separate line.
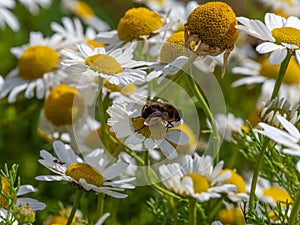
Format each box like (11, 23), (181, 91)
(1, 0), (300, 224)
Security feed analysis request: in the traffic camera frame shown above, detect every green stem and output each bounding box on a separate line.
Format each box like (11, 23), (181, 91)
(248, 139), (269, 211)
(66, 189), (83, 225)
(288, 188), (300, 225)
(189, 198), (197, 225)
(96, 193), (105, 220)
(249, 53), (292, 211)
(185, 72), (220, 162)
(207, 200), (223, 222)
(271, 53), (292, 99)
(97, 78), (109, 151)
(197, 203), (209, 225)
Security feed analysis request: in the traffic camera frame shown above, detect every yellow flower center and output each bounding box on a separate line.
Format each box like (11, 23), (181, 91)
(74, 1), (95, 19)
(131, 117), (153, 138)
(186, 2), (238, 51)
(160, 31), (189, 64)
(18, 46), (59, 80)
(263, 187), (293, 203)
(131, 116), (167, 139)
(184, 173), (210, 194)
(104, 80), (136, 95)
(44, 84), (85, 126)
(65, 162), (104, 187)
(272, 27), (300, 47)
(218, 208), (245, 225)
(0, 176), (10, 209)
(86, 39), (106, 49)
(220, 169), (247, 193)
(117, 7), (163, 42)
(85, 54), (123, 75)
(260, 57), (300, 84)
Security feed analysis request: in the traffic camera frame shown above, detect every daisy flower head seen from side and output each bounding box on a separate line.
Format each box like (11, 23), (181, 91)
(256, 115), (300, 158)
(258, 97), (300, 127)
(147, 31), (190, 83)
(236, 13), (300, 65)
(0, 32), (69, 103)
(117, 7), (164, 43)
(158, 154), (238, 202)
(184, 1), (239, 77)
(0, 176), (46, 224)
(107, 100), (189, 159)
(36, 141), (135, 198)
(61, 42), (148, 87)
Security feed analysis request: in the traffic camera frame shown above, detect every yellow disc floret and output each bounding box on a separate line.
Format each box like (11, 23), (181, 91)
(18, 45), (59, 80)
(65, 162), (104, 187)
(186, 2), (238, 51)
(184, 173), (210, 194)
(131, 117), (152, 138)
(272, 27), (300, 47)
(44, 84), (85, 126)
(0, 176), (10, 209)
(85, 54), (123, 75)
(160, 31), (189, 64)
(260, 57), (300, 84)
(117, 7), (163, 42)
(220, 169), (247, 193)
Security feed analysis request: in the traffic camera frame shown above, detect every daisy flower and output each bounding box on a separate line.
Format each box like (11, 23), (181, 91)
(18, 0), (53, 15)
(211, 113), (244, 142)
(61, 0), (110, 32)
(184, 2), (238, 77)
(51, 17), (103, 49)
(36, 141), (135, 198)
(37, 83), (95, 144)
(0, 177), (46, 224)
(232, 55), (300, 106)
(259, 0), (300, 17)
(0, 1), (19, 31)
(256, 115), (300, 157)
(258, 97), (300, 127)
(254, 177), (293, 207)
(236, 13), (300, 66)
(158, 154), (238, 202)
(146, 31), (190, 83)
(255, 115), (300, 173)
(0, 178), (46, 211)
(107, 101), (189, 159)
(116, 7), (164, 43)
(0, 32), (69, 103)
(61, 42), (149, 86)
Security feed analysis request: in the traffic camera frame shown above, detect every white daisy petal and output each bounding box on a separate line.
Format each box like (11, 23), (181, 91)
(269, 48), (287, 65)
(157, 139), (178, 159)
(277, 115), (300, 138)
(165, 129), (189, 145)
(256, 42), (282, 54)
(265, 13), (285, 30)
(17, 185), (36, 195)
